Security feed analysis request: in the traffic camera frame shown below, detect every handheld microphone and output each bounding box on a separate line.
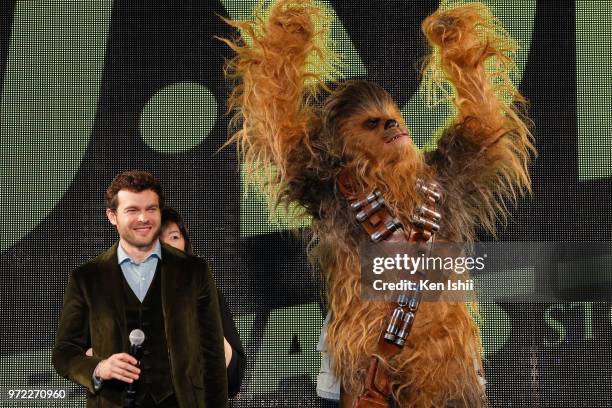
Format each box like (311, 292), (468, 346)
(123, 329), (146, 408)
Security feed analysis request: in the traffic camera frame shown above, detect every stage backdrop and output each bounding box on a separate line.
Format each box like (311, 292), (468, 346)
(1, 0), (611, 407)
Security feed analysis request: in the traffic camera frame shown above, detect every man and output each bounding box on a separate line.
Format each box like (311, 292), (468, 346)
(53, 170), (228, 407)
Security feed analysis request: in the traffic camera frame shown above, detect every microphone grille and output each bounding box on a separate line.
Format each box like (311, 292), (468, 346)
(129, 329), (146, 346)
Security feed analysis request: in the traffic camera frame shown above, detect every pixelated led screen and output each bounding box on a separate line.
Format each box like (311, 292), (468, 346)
(0, 0), (611, 407)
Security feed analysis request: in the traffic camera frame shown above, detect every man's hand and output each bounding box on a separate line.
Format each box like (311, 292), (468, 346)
(95, 353), (140, 383)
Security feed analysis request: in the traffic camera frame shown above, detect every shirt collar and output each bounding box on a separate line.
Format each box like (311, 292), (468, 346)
(117, 239), (162, 265)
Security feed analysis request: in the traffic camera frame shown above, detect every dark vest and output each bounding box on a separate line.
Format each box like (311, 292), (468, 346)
(122, 267), (175, 404)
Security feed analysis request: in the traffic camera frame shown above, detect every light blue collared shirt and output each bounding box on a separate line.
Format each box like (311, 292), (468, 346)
(117, 240), (162, 303)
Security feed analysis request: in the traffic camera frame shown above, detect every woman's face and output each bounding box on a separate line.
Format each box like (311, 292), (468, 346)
(160, 222), (186, 252)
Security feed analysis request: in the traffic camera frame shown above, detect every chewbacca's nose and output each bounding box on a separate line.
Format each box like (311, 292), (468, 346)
(385, 119), (399, 130)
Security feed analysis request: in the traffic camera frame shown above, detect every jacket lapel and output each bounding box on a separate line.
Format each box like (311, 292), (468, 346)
(98, 242), (127, 346)
(98, 243), (181, 349)
(160, 244), (180, 335)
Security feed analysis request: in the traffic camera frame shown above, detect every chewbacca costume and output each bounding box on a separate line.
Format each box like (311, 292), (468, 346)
(221, 1), (534, 406)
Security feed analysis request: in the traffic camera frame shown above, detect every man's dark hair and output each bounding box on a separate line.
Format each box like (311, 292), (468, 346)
(161, 207), (193, 254)
(105, 170), (165, 210)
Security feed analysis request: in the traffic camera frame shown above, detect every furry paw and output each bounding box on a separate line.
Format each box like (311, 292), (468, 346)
(267, 1), (317, 48)
(423, 4), (496, 68)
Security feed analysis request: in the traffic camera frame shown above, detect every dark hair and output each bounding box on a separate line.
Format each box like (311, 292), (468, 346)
(105, 170), (165, 210)
(161, 207), (193, 254)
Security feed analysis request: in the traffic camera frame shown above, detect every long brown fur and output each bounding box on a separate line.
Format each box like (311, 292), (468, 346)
(222, 1), (535, 407)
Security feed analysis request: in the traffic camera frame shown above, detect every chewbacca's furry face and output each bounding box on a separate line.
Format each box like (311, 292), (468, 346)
(323, 80), (415, 164)
(340, 102), (413, 162)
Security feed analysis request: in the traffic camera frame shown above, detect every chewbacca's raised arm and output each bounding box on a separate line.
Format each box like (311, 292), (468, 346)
(422, 3), (536, 235)
(221, 0), (336, 211)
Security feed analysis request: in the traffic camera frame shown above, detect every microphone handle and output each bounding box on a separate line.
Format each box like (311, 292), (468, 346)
(130, 343), (144, 360)
(123, 344), (143, 408)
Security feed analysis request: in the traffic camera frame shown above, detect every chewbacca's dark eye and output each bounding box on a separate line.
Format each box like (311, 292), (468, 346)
(365, 118), (380, 129)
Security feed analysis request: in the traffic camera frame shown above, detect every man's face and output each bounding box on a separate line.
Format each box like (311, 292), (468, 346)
(106, 189), (161, 249)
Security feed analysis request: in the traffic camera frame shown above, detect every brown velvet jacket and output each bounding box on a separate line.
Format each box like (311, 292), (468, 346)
(52, 242), (228, 408)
